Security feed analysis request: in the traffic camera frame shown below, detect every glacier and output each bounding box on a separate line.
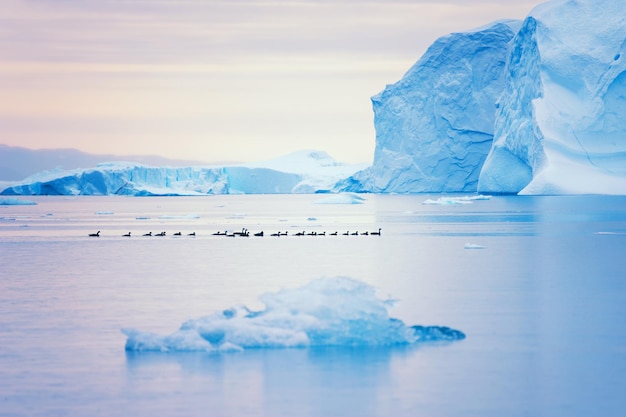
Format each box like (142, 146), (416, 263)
(338, 20), (521, 193)
(0, 150), (366, 196)
(123, 277), (465, 352)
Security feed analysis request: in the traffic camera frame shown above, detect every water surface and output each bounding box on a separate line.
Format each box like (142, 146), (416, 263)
(1, 194), (625, 416)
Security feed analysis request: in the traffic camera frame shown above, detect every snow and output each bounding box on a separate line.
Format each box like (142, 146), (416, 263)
(123, 277), (465, 352)
(0, 151), (363, 196)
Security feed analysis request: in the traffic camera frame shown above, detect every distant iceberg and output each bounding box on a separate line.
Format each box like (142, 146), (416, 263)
(123, 277), (465, 352)
(1, 151), (366, 196)
(0, 197), (37, 205)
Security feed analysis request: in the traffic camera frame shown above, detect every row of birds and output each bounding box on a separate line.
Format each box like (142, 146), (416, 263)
(88, 231), (195, 237)
(211, 228), (382, 237)
(88, 228), (381, 238)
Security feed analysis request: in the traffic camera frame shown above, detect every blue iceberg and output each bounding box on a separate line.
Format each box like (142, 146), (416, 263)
(123, 277), (465, 352)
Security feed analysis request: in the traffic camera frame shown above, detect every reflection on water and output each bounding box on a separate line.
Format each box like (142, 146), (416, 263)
(125, 346), (415, 417)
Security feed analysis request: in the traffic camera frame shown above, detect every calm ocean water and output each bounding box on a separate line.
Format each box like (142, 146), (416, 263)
(1, 194), (625, 417)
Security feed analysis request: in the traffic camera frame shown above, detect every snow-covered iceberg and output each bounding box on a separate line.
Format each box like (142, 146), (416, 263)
(123, 277), (465, 352)
(338, 20), (520, 193)
(0, 151), (365, 196)
(478, 0), (626, 194)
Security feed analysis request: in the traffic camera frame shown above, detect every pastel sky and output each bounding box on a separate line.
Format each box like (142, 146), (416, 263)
(1, 0), (544, 164)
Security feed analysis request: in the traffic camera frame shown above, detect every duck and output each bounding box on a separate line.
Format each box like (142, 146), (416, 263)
(279, 231), (288, 236)
(350, 231), (359, 236)
(330, 231), (338, 236)
(371, 228), (382, 236)
(361, 231), (369, 236)
(155, 231), (166, 237)
(254, 231), (264, 237)
(143, 232), (152, 237)
(212, 231), (226, 236)
(173, 232), (182, 236)
(122, 232), (131, 237)
(307, 231), (317, 236)
(295, 231), (305, 236)
(187, 232), (196, 236)
(89, 231), (100, 237)
(317, 231), (326, 236)
(270, 231), (280, 237)
(342, 231), (349, 236)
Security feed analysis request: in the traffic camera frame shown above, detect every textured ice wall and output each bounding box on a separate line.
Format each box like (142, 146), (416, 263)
(339, 21), (519, 193)
(478, 0), (626, 194)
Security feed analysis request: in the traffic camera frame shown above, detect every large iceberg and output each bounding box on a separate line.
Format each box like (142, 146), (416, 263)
(338, 20), (520, 193)
(0, 150), (365, 196)
(342, 0), (626, 195)
(478, 0), (626, 194)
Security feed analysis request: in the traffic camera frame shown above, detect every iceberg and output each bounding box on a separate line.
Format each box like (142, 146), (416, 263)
(338, 20), (520, 193)
(478, 0), (626, 195)
(0, 151), (365, 196)
(341, 0), (626, 195)
(123, 277), (465, 352)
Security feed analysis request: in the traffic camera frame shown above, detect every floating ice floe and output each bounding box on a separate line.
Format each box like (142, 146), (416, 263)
(422, 195), (492, 205)
(0, 198), (37, 206)
(122, 277), (465, 353)
(464, 243), (486, 250)
(314, 193), (366, 205)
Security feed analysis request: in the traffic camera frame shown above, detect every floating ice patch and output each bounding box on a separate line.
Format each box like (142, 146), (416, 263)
(464, 243), (486, 249)
(314, 193), (366, 205)
(422, 195), (491, 205)
(158, 213), (200, 220)
(0, 198), (37, 206)
(123, 277), (465, 353)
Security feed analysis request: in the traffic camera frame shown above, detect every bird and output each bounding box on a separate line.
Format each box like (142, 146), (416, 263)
(270, 231), (280, 237)
(330, 231), (338, 236)
(295, 231), (305, 236)
(187, 232), (196, 236)
(254, 231), (264, 237)
(155, 231), (166, 237)
(122, 232), (131, 237)
(317, 231), (326, 236)
(362, 231), (369, 236)
(143, 232), (152, 236)
(173, 232), (182, 236)
(342, 231), (349, 236)
(89, 231), (100, 237)
(279, 231), (288, 236)
(307, 231), (317, 236)
(371, 228), (382, 236)
(351, 231), (359, 236)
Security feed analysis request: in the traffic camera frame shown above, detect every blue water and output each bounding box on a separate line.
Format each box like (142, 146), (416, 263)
(1, 194), (625, 417)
